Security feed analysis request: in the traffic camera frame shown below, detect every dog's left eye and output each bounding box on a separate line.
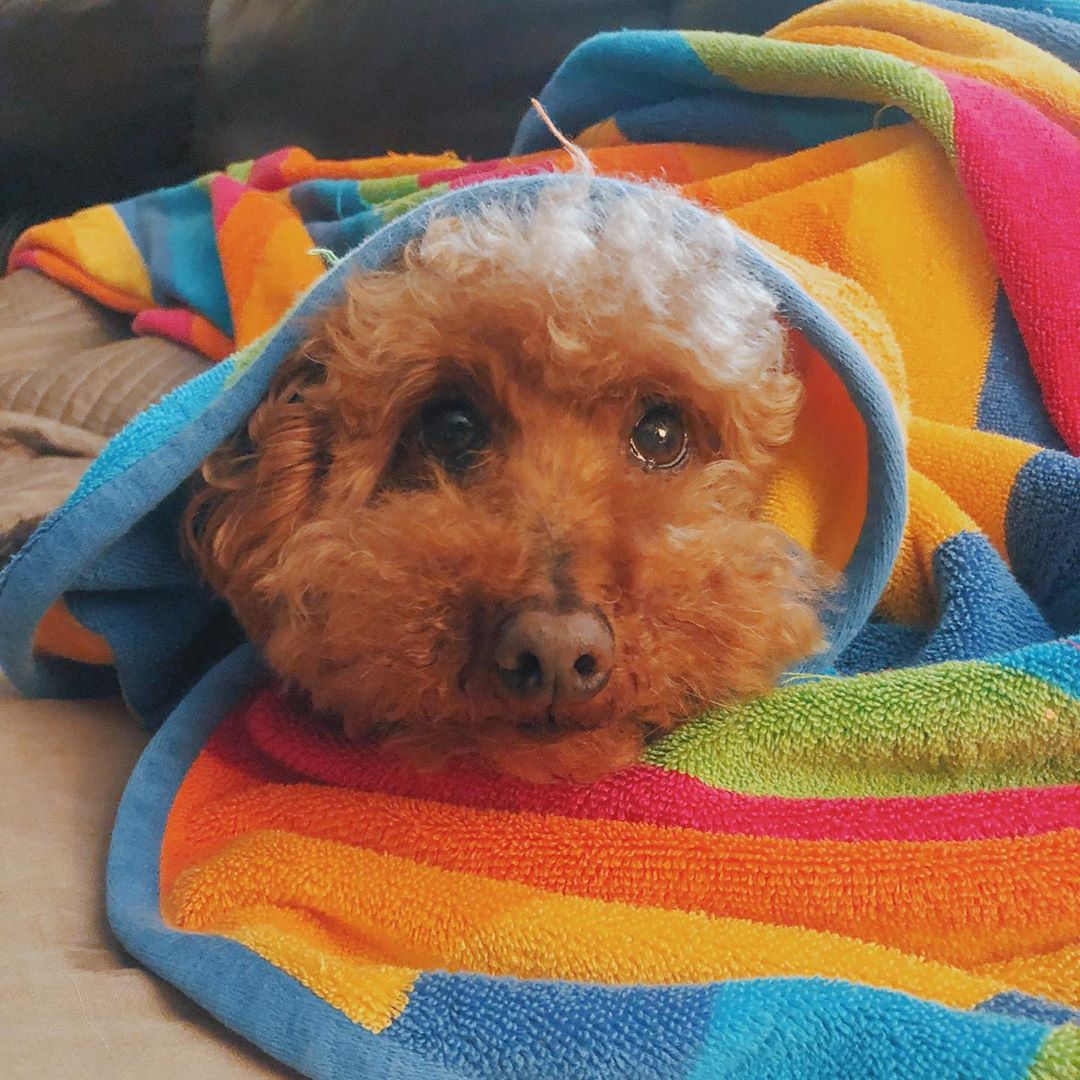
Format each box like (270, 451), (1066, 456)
(418, 397), (488, 471)
(630, 403), (689, 470)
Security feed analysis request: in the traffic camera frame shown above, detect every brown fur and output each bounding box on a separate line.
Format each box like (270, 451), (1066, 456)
(185, 183), (827, 782)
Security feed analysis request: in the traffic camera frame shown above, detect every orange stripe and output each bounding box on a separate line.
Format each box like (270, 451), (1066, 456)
(764, 331), (869, 573)
(277, 149), (464, 184)
(216, 192), (324, 347)
(164, 781), (1080, 972)
(188, 315), (235, 361)
(684, 124), (919, 214)
(32, 600), (114, 665)
(12, 250), (148, 315)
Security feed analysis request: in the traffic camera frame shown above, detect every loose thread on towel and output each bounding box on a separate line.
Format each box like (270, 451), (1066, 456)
(308, 247), (344, 269)
(872, 103), (904, 129)
(778, 671), (844, 686)
(530, 98), (594, 175)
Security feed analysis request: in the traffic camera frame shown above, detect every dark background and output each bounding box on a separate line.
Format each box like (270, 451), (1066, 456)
(0, 0), (803, 257)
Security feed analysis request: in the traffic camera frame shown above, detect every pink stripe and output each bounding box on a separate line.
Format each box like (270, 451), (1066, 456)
(209, 175), (249, 232)
(6, 250), (39, 272)
(942, 73), (1080, 453)
(133, 308), (197, 349)
(236, 689), (1080, 843)
(447, 161), (557, 189)
(418, 159), (506, 187)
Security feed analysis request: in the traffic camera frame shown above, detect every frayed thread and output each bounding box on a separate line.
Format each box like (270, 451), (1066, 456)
(530, 98), (594, 176)
(309, 247), (344, 269)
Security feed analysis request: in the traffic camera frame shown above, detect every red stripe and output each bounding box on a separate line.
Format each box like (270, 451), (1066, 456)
(248, 147), (295, 191)
(205, 688), (1080, 843)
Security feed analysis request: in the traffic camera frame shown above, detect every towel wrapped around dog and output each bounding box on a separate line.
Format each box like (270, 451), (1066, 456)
(2, 1), (1080, 1077)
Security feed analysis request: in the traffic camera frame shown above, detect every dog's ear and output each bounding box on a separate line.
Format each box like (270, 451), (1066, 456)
(183, 347), (335, 640)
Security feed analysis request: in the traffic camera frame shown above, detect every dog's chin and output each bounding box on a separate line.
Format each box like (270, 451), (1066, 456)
(512, 714), (587, 743)
(342, 700), (648, 784)
(483, 716), (646, 785)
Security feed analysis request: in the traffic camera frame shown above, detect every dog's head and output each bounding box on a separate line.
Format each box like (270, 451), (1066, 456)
(186, 182), (826, 781)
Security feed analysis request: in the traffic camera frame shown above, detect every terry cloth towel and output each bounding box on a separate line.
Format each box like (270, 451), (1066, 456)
(2, 2), (1080, 1077)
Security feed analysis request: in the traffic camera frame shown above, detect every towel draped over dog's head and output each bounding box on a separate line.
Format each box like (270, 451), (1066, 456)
(0, 175), (907, 726)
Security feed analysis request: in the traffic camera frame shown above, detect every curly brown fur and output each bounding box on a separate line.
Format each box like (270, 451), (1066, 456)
(185, 182), (827, 782)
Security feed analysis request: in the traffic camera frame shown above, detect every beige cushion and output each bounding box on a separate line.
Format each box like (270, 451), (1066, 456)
(0, 271), (209, 534)
(0, 678), (295, 1078)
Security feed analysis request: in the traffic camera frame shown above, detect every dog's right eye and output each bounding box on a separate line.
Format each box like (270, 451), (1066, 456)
(418, 397), (488, 471)
(630, 403), (689, 471)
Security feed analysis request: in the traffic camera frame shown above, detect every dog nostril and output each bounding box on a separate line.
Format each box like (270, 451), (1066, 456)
(516, 651), (543, 686)
(573, 654), (597, 678)
(498, 651), (544, 696)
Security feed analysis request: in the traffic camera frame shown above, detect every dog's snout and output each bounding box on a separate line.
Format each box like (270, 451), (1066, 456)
(493, 606), (614, 706)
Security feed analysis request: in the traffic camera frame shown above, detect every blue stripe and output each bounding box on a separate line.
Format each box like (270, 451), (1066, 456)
(114, 185), (234, 335)
(976, 288), (1066, 451)
(915, 531), (1055, 666)
(993, 636), (1080, 701)
(512, 32), (721, 154)
(290, 180), (371, 222)
(610, 93), (895, 153)
(691, 979), (1050, 1080)
(1005, 451), (1080, 638)
(977, 991), (1080, 1026)
(388, 973), (720, 1078)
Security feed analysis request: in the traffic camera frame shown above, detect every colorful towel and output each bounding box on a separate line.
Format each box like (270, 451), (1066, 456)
(2, 1), (1080, 1077)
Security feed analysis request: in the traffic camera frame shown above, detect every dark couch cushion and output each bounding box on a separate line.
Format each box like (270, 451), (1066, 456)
(0, 0), (206, 226)
(193, 0), (678, 165)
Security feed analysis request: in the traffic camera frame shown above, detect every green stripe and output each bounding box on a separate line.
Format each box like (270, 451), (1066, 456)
(376, 182), (450, 225)
(224, 334), (272, 387)
(359, 175), (422, 206)
(225, 159), (256, 183)
(647, 661), (1080, 797)
(192, 171), (220, 194)
(682, 31), (955, 156)
(1030, 1025), (1080, 1080)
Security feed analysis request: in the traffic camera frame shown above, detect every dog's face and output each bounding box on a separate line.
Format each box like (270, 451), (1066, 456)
(187, 184), (826, 781)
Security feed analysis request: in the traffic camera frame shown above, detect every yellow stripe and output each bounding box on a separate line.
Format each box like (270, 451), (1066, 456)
(840, 129), (997, 429)
(213, 904), (417, 1032)
(168, 830), (1004, 1016)
(68, 205), (154, 303)
(908, 418), (1039, 556)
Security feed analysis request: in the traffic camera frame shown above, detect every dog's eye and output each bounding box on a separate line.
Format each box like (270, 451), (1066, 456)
(418, 397), (488, 470)
(630, 403), (689, 470)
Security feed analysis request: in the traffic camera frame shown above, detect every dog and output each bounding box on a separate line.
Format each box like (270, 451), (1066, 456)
(185, 180), (826, 782)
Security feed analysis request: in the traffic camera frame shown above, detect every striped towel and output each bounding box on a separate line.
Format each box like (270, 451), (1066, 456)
(1, 1), (1079, 1076)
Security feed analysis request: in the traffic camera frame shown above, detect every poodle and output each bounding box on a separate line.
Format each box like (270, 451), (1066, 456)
(185, 180), (827, 782)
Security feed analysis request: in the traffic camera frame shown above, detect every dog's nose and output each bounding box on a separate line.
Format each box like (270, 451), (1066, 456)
(493, 606), (614, 705)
